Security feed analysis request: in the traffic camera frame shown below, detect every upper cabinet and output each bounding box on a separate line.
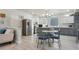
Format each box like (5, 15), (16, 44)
(59, 16), (74, 23)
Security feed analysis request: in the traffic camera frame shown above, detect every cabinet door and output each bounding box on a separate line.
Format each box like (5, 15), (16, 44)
(61, 16), (74, 23)
(74, 16), (79, 23)
(68, 29), (74, 36)
(64, 29), (68, 35)
(60, 28), (68, 35)
(60, 28), (64, 35)
(60, 28), (74, 36)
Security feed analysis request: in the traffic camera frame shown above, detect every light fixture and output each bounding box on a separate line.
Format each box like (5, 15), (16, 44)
(51, 13), (54, 15)
(41, 14), (45, 16)
(66, 9), (70, 12)
(46, 13), (49, 16)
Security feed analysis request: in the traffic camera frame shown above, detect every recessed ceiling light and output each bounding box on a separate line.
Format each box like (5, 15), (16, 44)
(66, 9), (70, 12)
(51, 13), (54, 15)
(41, 14), (45, 16)
(46, 13), (48, 16)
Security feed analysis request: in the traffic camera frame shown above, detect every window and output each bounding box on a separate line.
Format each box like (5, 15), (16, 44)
(48, 16), (59, 27)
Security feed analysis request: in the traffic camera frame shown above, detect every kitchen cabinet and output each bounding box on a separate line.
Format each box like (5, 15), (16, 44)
(60, 16), (74, 23)
(60, 28), (76, 36)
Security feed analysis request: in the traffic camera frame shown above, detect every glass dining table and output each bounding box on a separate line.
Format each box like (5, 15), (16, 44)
(41, 29), (58, 46)
(42, 30), (58, 33)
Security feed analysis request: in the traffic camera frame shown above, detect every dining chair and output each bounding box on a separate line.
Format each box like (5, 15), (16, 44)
(50, 28), (61, 48)
(36, 27), (51, 48)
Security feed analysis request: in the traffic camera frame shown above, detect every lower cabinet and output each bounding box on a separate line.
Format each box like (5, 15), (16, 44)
(60, 28), (77, 36)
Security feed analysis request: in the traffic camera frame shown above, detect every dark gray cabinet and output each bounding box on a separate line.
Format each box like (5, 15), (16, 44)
(74, 16), (79, 23)
(74, 16), (79, 36)
(74, 16), (79, 29)
(60, 16), (79, 36)
(60, 28), (68, 35)
(60, 28), (76, 36)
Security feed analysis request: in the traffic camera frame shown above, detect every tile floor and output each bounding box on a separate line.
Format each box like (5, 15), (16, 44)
(0, 35), (79, 50)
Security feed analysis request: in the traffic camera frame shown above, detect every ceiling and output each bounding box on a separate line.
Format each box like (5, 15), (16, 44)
(17, 9), (76, 16)
(0, 9), (76, 17)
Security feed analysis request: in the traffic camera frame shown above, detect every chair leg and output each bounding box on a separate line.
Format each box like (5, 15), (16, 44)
(37, 40), (39, 48)
(76, 32), (79, 43)
(41, 40), (43, 44)
(76, 38), (78, 43)
(58, 39), (61, 49)
(76, 35), (79, 43)
(52, 38), (54, 43)
(48, 39), (51, 47)
(42, 40), (45, 49)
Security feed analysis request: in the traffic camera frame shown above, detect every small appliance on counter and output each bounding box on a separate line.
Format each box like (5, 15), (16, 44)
(69, 25), (73, 28)
(39, 24), (43, 27)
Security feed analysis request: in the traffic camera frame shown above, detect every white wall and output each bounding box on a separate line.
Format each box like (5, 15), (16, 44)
(0, 10), (34, 44)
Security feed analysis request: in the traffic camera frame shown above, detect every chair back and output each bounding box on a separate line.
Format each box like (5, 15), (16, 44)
(36, 27), (60, 38)
(54, 27), (60, 39)
(36, 27), (48, 37)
